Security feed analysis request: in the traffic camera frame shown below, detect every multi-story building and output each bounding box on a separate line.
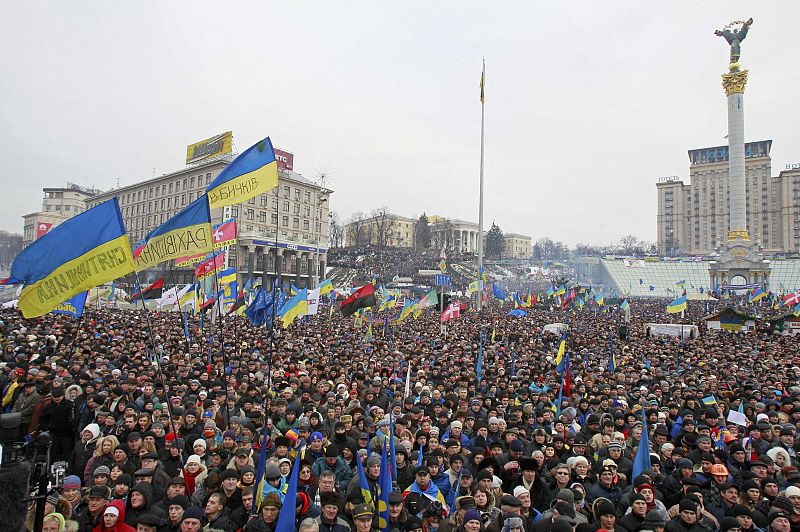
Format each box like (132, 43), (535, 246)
(345, 212), (417, 248)
(84, 158), (331, 288)
(656, 140), (799, 256)
(22, 183), (100, 248)
(780, 167), (800, 252)
(503, 233), (532, 259)
(429, 217), (482, 253)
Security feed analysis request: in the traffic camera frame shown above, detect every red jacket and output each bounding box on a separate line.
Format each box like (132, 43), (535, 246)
(93, 500), (136, 532)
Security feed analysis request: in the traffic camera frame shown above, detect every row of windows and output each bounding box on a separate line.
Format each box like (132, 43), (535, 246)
(43, 204), (84, 214)
(118, 173), (213, 206)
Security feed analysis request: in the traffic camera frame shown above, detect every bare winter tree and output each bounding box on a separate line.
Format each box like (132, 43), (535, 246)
(329, 212), (345, 249)
(346, 211), (367, 247)
(370, 207), (395, 249)
(0, 231), (22, 269)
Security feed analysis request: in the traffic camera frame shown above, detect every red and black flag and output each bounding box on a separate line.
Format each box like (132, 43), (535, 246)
(132, 278), (164, 300)
(228, 289), (247, 315)
(340, 283), (376, 317)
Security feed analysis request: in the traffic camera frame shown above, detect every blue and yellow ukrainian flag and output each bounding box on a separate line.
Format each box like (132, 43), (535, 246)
(666, 294), (687, 313)
(748, 287), (766, 303)
(318, 279), (334, 296)
(217, 267), (237, 286)
(10, 199), (134, 318)
(278, 288), (308, 328)
(133, 195), (212, 271)
(554, 333), (567, 365)
(608, 335), (616, 373)
(620, 300), (630, 311)
(355, 451), (373, 507)
(206, 136), (279, 209)
(676, 280), (686, 288)
(397, 298), (417, 322)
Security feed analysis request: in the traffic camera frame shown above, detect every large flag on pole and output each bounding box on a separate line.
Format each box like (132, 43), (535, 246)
(253, 432), (270, 511)
(206, 136), (279, 209)
(631, 404), (652, 480)
(275, 447), (303, 531)
(666, 294), (687, 313)
(278, 288), (308, 328)
(132, 195), (213, 271)
(340, 283), (376, 317)
(51, 291), (88, 318)
(377, 443), (391, 530)
(10, 198), (134, 318)
(132, 278), (164, 300)
(355, 450), (374, 507)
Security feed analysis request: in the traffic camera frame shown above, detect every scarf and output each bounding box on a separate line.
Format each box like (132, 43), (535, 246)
(183, 467), (201, 494)
(403, 481), (447, 513)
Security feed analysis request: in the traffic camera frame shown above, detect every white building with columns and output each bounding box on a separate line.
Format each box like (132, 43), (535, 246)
(429, 217), (482, 253)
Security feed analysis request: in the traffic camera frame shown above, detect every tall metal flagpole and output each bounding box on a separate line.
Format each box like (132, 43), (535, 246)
(477, 59), (485, 311)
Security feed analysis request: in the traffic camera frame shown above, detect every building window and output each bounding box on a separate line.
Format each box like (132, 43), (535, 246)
(304, 206), (311, 217)
(168, 183), (173, 193)
(295, 189), (301, 201)
(305, 191), (311, 203)
(272, 198), (279, 210)
(190, 176), (195, 188)
(283, 201), (290, 212)
(282, 216), (289, 227)
(293, 204), (300, 214)
(283, 186), (290, 198)
(272, 213), (278, 224)
(247, 209), (254, 221)
(293, 218), (299, 229)
(260, 196), (267, 207)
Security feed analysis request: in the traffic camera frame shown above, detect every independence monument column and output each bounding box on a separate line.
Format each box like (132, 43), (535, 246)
(716, 18), (753, 243)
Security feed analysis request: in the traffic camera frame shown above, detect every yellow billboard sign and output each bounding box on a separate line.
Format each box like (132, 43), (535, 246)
(186, 132), (233, 164)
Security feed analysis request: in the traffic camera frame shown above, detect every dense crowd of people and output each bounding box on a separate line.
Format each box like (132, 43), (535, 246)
(1, 290), (799, 532)
(327, 247), (481, 287)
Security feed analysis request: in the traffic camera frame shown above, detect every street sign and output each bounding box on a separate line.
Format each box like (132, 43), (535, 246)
(435, 274), (451, 286)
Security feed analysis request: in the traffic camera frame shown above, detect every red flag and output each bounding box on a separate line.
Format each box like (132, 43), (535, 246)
(212, 219), (237, 247)
(132, 278), (164, 300)
(195, 253), (224, 278)
(340, 283), (376, 317)
(564, 357), (571, 397)
(783, 291), (800, 306)
(36, 222), (53, 239)
(440, 302), (461, 322)
(562, 288), (575, 308)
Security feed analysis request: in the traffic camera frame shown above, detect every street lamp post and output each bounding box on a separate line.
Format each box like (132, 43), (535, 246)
(311, 191), (330, 288)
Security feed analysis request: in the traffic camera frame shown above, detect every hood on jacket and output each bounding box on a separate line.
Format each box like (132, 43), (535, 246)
(104, 499), (127, 524)
(127, 482), (153, 510)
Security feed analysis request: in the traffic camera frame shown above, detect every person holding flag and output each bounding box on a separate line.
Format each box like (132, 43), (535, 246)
(403, 463), (448, 519)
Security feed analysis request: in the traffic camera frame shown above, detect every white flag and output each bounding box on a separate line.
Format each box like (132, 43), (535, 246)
(306, 288), (320, 316)
(156, 286), (179, 309)
(404, 363), (412, 399)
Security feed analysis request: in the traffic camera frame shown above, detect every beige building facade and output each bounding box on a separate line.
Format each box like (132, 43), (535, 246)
(657, 140), (799, 256)
(84, 159), (331, 288)
(345, 213), (417, 248)
(503, 233), (532, 259)
(22, 183), (100, 248)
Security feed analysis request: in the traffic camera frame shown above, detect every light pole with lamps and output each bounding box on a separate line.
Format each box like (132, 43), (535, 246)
(311, 188), (331, 288)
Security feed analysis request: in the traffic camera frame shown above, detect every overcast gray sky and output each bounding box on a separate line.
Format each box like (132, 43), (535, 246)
(1, 2), (797, 247)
